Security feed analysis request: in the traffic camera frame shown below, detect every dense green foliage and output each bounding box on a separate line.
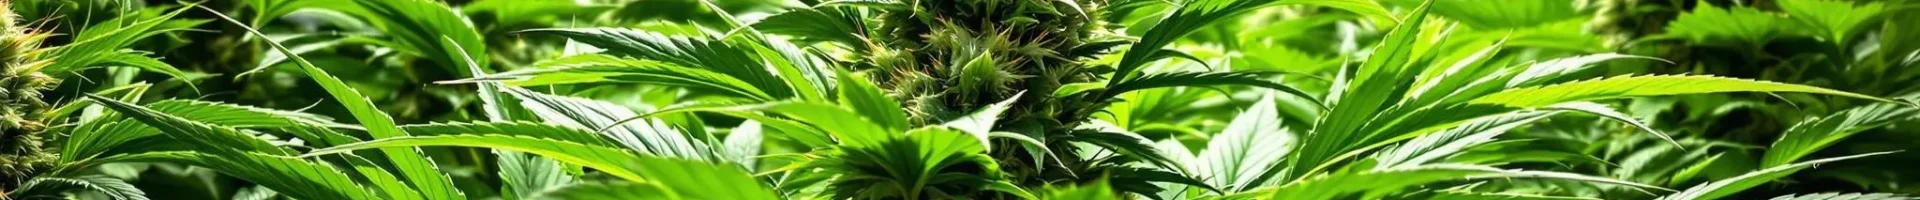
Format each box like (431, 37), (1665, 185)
(0, 0), (1917, 199)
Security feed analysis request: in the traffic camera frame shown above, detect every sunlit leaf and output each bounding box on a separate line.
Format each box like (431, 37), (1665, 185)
(1506, 53), (1663, 88)
(1104, 71), (1320, 108)
(453, 54), (777, 101)
(1762, 102), (1916, 167)
(503, 88), (713, 160)
(751, 7), (864, 45)
(1192, 93), (1291, 192)
(531, 156), (776, 200)
(398, 121), (618, 148)
(838, 70), (910, 132)
(1470, 75), (1894, 108)
(82, 95), (291, 156)
(1543, 102), (1677, 147)
(941, 92), (1024, 149)
(1259, 164), (1664, 200)
(42, 6), (195, 76)
(723, 121), (765, 170)
(1374, 111), (1554, 169)
(1289, 0), (1437, 181)
(520, 28), (795, 99)
(1429, 191), (1599, 200)
(305, 134), (647, 182)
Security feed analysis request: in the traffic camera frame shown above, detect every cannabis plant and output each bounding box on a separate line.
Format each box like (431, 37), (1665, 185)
(0, 2), (197, 199)
(23, 0), (1920, 199)
(861, 0), (1142, 186)
(413, 0), (1915, 199)
(1588, 0), (1920, 195)
(466, 0), (1335, 195)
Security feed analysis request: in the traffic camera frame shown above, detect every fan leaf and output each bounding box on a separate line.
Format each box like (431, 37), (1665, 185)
(1470, 75), (1894, 108)
(304, 134), (648, 183)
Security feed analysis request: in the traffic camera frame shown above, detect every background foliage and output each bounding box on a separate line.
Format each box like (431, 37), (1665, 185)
(1, 0), (1917, 199)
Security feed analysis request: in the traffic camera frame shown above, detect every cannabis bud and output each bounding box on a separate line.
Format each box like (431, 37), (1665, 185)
(870, 0), (1115, 129)
(0, 1), (59, 188)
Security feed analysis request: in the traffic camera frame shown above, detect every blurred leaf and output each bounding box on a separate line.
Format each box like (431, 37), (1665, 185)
(531, 182), (667, 200)
(231, 186), (280, 200)
(1236, 44), (1340, 74)
(1422, 0), (1579, 29)
(246, 35), (343, 77)
(341, 0), (490, 76)
(1037, 179), (1118, 200)
(100, 152), (380, 200)
(1429, 191), (1599, 200)
(91, 50), (193, 83)
(1110, 0), (1389, 82)
(1659, 152), (1897, 200)
(816, 0), (908, 10)
(462, 0), (610, 28)
(1768, 192), (1915, 200)
(1778, 0), (1884, 45)
(1664, 2), (1804, 45)
(1494, 19), (1606, 52)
